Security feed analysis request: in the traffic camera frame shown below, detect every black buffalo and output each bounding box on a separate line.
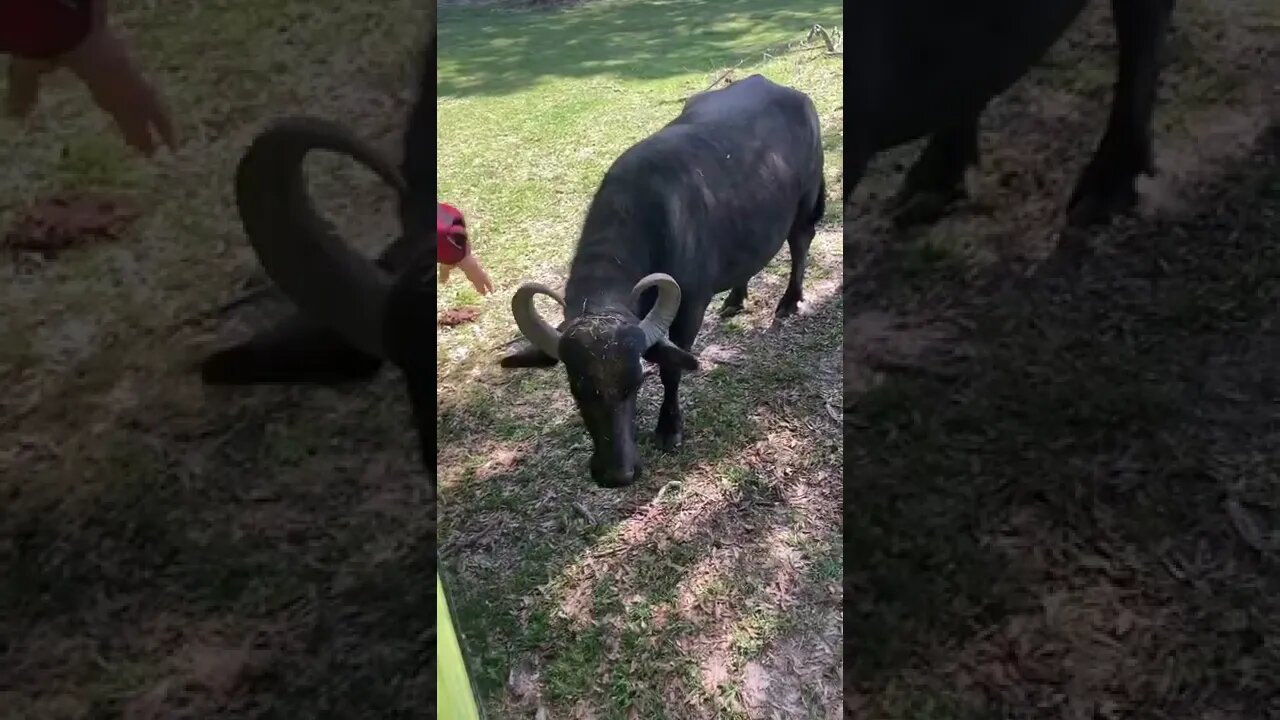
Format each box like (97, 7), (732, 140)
(200, 24), (439, 466)
(500, 74), (826, 487)
(846, 0), (1175, 228)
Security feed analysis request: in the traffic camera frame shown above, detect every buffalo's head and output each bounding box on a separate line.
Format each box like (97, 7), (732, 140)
(219, 113), (441, 466)
(203, 7), (437, 399)
(500, 275), (697, 487)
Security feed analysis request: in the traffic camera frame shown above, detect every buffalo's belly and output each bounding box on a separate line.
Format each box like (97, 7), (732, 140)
(708, 225), (792, 293)
(851, 0), (1089, 150)
(705, 163), (810, 290)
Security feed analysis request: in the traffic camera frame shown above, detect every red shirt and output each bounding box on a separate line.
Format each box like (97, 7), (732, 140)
(0, 0), (96, 59)
(437, 201), (469, 266)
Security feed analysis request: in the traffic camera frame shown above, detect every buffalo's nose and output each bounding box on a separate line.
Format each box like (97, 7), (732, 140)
(590, 456), (642, 488)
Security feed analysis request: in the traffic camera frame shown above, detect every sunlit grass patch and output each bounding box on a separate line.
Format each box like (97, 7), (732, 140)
(437, 0), (843, 716)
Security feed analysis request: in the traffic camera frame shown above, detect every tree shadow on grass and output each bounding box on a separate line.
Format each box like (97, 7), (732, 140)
(435, 245), (842, 712)
(843, 126), (1280, 716)
(438, 0), (843, 98)
(0, 372), (435, 718)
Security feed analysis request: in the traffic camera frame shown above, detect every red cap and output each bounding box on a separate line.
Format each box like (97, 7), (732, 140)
(437, 202), (469, 266)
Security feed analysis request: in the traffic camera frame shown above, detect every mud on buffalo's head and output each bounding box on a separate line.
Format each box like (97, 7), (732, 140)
(499, 274), (697, 488)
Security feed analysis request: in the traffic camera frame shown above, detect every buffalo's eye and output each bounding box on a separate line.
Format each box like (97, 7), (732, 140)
(571, 379), (599, 400)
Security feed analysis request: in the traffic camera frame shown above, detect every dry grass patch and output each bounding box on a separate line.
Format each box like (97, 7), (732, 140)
(844, 1), (1280, 716)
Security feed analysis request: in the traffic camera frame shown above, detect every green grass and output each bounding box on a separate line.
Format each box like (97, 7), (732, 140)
(436, 0), (842, 716)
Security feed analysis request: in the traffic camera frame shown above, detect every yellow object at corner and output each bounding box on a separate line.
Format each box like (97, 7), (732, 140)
(438, 574), (481, 720)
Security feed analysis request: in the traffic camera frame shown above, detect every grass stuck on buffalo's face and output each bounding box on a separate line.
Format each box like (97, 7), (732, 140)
(437, 0), (843, 717)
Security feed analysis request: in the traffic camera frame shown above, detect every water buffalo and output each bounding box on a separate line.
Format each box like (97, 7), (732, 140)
(846, 0), (1175, 228)
(200, 20), (439, 464)
(500, 74), (826, 487)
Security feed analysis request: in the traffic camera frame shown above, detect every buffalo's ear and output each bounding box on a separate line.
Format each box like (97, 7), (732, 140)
(500, 343), (560, 368)
(646, 341), (698, 372)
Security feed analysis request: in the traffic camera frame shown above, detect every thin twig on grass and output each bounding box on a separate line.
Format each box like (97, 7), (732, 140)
(1224, 497), (1274, 553)
(655, 480), (683, 502)
(702, 57), (749, 93)
(571, 502), (595, 525)
(824, 401), (840, 422)
(805, 24), (843, 56)
(170, 282), (277, 329)
(670, 24), (843, 103)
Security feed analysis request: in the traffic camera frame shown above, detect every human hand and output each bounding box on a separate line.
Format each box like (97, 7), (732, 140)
(6, 21), (174, 156)
(438, 253), (494, 295)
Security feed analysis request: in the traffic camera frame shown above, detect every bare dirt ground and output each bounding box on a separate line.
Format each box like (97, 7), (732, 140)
(845, 1), (1279, 717)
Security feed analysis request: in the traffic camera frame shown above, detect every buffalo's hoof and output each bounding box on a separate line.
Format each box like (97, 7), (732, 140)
(1038, 227), (1092, 279)
(774, 298), (802, 317)
(888, 188), (964, 228)
(721, 287), (748, 318)
(719, 302), (745, 318)
(1066, 177), (1139, 228)
(654, 429), (683, 453)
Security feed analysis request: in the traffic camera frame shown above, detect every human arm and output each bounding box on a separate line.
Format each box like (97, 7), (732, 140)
(400, 23), (491, 296)
(437, 202), (494, 295)
(2, 0), (174, 155)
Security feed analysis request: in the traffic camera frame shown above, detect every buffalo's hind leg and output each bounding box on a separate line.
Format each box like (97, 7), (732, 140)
(720, 285), (748, 317)
(777, 183), (823, 316)
(889, 115), (982, 228)
(1067, 0), (1174, 226)
(775, 229), (812, 316)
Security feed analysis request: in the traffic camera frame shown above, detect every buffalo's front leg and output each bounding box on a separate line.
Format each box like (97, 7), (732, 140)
(655, 362), (684, 452)
(720, 285), (748, 317)
(654, 312), (704, 451)
(889, 115), (982, 228)
(1067, 0), (1175, 226)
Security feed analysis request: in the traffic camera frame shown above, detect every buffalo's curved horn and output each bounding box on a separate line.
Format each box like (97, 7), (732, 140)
(512, 282), (566, 358)
(631, 273), (682, 347)
(233, 116), (407, 360)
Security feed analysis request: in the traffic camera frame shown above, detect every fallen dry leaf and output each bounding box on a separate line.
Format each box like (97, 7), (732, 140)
(507, 659), (541, 703)
(3, 191), (140, 258)
(438, 306), (482, 327)
(122, 679), (174, 720)
(180, 642), (260, 698)
(1224, 497), (1272, 552)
